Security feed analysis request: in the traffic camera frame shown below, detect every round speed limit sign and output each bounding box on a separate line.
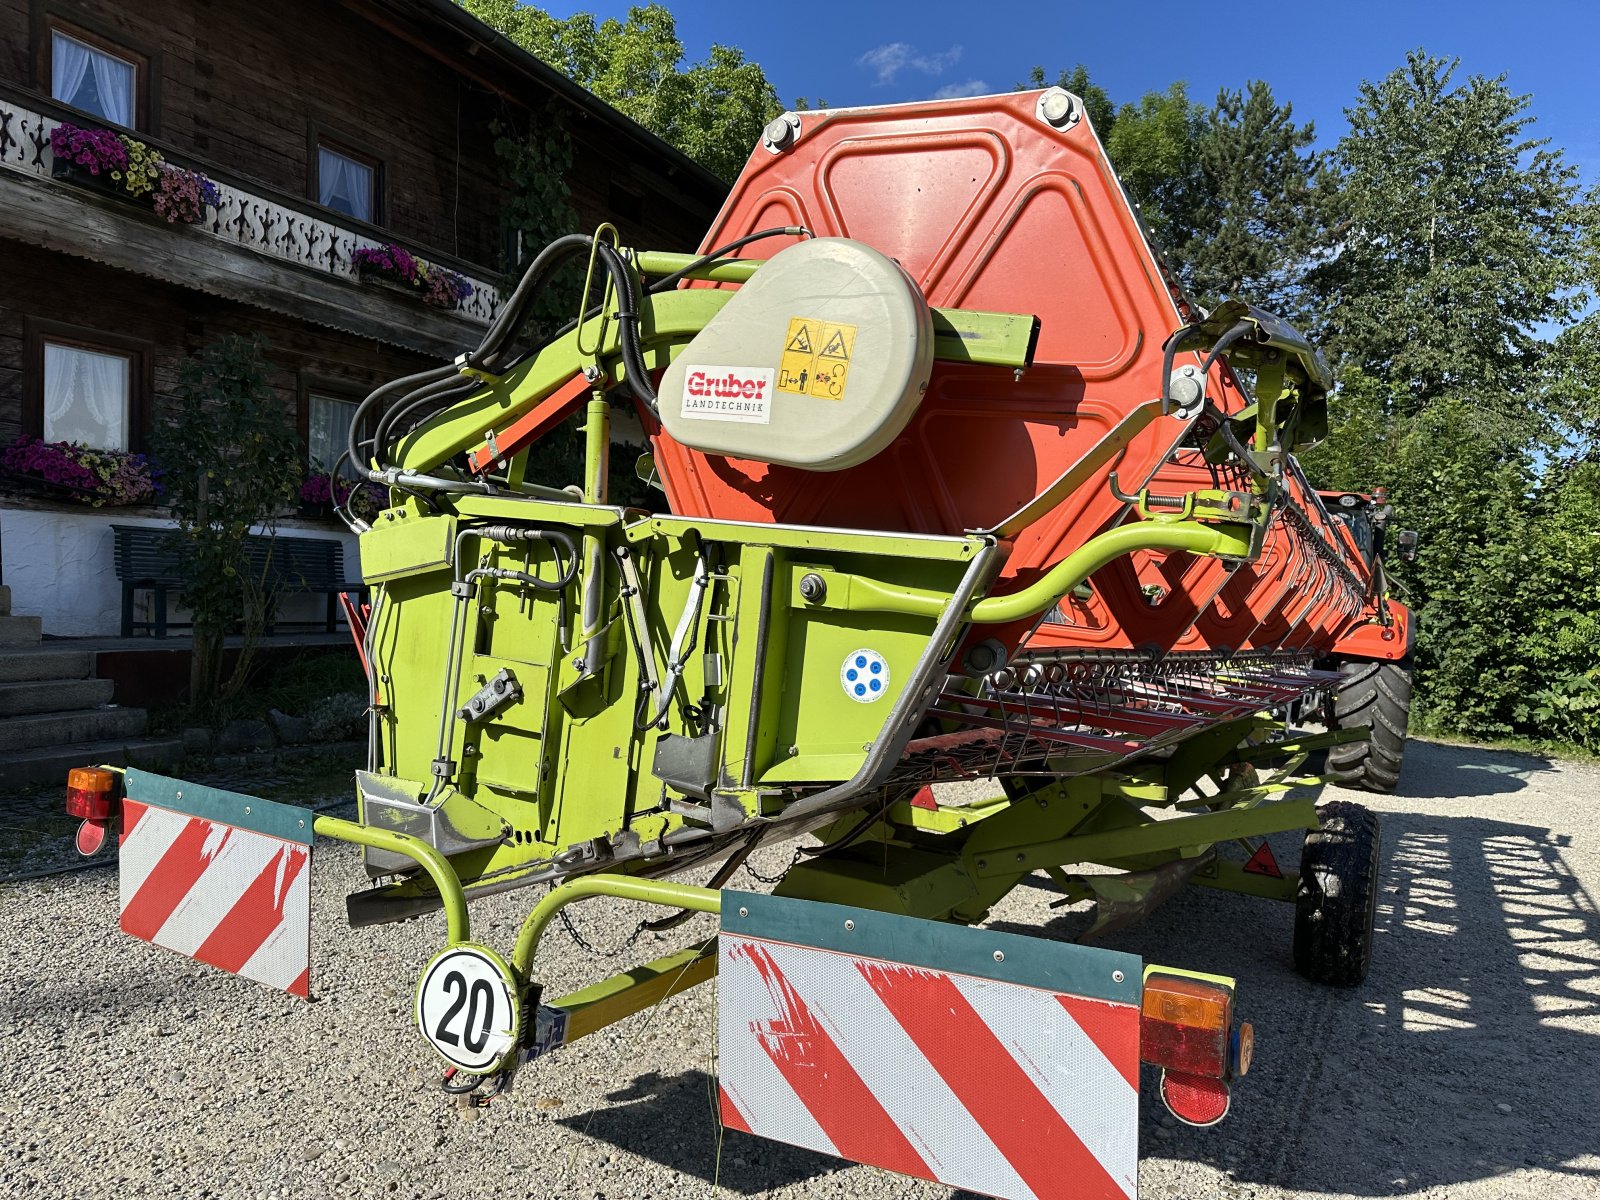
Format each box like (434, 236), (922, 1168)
(414, 943), (520, 1072)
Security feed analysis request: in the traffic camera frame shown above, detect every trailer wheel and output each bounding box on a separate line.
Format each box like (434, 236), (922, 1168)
(1324, 658), (1411, 793)
(1293, 800), (1381, 987)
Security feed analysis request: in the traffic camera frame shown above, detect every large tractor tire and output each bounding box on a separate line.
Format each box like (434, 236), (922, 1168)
(1293, 800), (1381, 986)
(1324, 658), (1411, 793)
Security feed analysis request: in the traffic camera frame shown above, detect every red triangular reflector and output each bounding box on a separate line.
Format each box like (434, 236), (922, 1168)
(1243, 841), (1284, 878)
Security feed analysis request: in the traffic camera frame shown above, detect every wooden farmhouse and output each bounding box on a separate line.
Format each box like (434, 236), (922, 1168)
(0, 0), (726, 779)
(0, 0), (725, 632)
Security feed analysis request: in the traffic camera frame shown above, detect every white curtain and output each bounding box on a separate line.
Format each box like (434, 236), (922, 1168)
(308, 395), (358, 478)
(318, 148), (373, 222)
(51, 33), (91, 110)
(44, 343), (129, 448)
(52, 32), (134, 127)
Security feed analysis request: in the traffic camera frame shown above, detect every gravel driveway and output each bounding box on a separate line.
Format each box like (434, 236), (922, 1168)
(3, 738), (1598, 1199)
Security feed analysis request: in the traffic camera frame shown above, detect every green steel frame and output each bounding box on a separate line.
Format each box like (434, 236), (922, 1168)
(301, 235), (1372, 1075)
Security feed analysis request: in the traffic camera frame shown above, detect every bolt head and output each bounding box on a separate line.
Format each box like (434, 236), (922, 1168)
(1040, 90), (1076, 128)
(993, 950), (1005, 963)
(739, 906), (749, 918)
(844, 919), (855, 931)
(1112, 969), (1125, 983)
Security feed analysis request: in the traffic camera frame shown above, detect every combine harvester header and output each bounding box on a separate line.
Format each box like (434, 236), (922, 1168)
(68, 87), (1416, 1196)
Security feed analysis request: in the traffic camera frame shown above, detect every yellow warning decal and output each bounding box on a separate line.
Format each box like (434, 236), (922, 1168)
(777, 317), (856, 401)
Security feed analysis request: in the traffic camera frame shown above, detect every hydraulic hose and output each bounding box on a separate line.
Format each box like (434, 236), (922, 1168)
(357, 228), (799, 487)
(469, 233), (595, 374)
(642, 226), (810, 294)
(346, 362), (458, 479)
(595, 241), (657, 411)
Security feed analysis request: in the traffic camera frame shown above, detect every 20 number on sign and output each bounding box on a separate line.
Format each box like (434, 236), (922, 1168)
(414, 944), (520, 1072)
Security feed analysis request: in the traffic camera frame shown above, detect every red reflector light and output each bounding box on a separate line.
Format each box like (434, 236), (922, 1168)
(1141, 973), (1233, 1078)
(1160, 1070), (1231, 1127)
(75, 819), (112, 857)
(65, 767), (119, 821)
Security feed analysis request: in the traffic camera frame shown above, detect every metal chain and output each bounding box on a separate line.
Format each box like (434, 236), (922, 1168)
(556, 906), (649, 959)
(741, 848), (803, 886)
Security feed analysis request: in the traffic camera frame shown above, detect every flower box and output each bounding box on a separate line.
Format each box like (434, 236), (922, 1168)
(0, 437), (163, 508)
(50, 155), (137, 202)
(352, 243), (473, 311)
(49, 122), (219, 226)
(356, 267), (423, 300)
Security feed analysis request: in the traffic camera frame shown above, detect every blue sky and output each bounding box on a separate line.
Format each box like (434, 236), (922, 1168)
(538, 0), (1600, 183)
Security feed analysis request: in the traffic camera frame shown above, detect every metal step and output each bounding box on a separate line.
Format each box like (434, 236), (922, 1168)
(0, 677), (116, 717)
(0, 735), (184, 789)
(0, 706), (147, 753)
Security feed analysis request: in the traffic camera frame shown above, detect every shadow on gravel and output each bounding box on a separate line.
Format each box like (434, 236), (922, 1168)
(1090, 740), (1600, 1195)
(1393, 738), (1553, 801)
(559, 1068), (846, 1193)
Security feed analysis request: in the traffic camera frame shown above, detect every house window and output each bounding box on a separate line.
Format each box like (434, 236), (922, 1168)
(50, 29), (137, 128)
(317, 144), (377, 223)
(308, 393), (360, 478)
(43, 341), (132, 449)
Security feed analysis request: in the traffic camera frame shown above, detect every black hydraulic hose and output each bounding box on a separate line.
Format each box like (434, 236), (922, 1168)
(471, 525), (580, 590)
(346, 362), (458, 479)
(371, 376), (480, 470)
(595, 241), (657, 411)
(1159, 323), (1199, 408)
(356, 228), (802, 488)
(643, 226), (812, 295)
(1203, 400), (1267, 480)
(1199, 320), (1256, 382)
(470, 233), (595, 374)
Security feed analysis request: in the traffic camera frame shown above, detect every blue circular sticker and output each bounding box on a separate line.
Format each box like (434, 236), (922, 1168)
(841, 649), (889, 703)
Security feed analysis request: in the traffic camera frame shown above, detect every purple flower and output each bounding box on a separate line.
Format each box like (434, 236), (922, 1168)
(1, 435), (160, 506)
(50, 122), (128, 175)
(353, 242), (422, 285)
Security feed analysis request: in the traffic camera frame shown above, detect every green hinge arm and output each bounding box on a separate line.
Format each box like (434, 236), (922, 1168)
(313, 814), (471, 945)
(966, 519), (1256, 625)
(806, 519), (1257, 624)
(511, 874), (722, 979)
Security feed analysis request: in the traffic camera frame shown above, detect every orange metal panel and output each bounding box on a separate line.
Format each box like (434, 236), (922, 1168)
(648, 93), (1204, 654)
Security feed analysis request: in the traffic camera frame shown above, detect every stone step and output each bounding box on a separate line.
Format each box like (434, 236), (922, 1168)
(0, 650), (94, 683)
(0, 706), (147, 753)
(0, 615), (43, 647)
(0, 677), (116, 716)
(0, 735), (184, 789)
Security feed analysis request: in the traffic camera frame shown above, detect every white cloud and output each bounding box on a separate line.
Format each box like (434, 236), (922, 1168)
(856, 42), (962, 85)
(932, 79), (989, 100)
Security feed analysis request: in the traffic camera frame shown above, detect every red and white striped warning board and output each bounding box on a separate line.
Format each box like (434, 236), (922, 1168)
(719, 895), (1141, 1200)
(119, 795), (312, 999)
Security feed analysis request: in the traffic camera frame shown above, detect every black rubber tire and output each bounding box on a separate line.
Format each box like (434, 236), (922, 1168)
(1293, 800), (1381, 986)
(1324, 658), (1411, 793)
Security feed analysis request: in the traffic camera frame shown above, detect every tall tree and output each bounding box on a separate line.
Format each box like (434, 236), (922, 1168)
(1182, 81), (1329, 320)
(459, 1), (780, 180)
(1102, 83), (1207, 258)
(1309, 50), (1586, 423)
(1017, 74), (1327, 321)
